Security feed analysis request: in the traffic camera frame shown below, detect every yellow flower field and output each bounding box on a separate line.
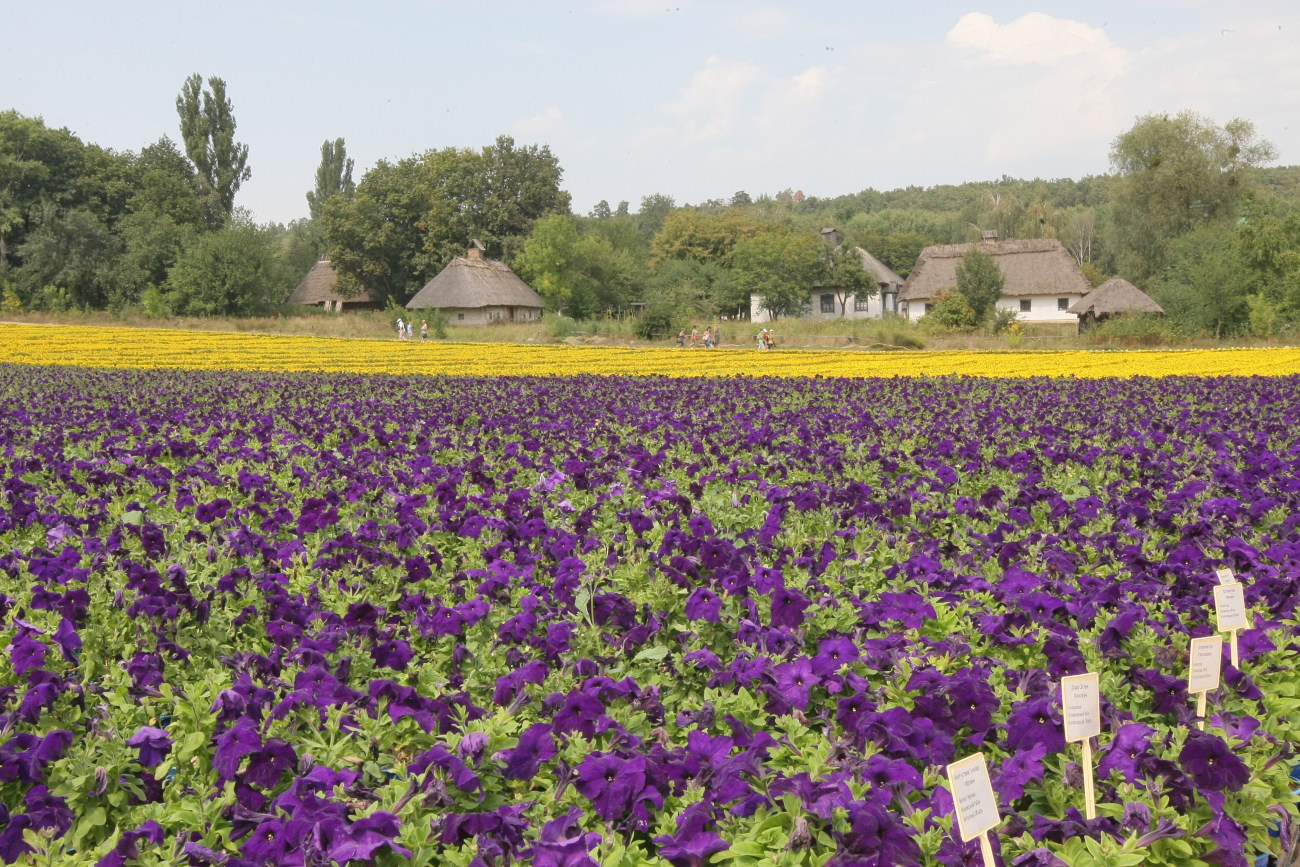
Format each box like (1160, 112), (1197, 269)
(2, 323), (1299, 378)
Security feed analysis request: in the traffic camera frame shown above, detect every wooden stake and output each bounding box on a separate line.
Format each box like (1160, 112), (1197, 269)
(1196, 691), (1207, 730)
(1081, 738), (1096, 820)
(1229, 629), (1239, 669)
(978, 831), (995, 866)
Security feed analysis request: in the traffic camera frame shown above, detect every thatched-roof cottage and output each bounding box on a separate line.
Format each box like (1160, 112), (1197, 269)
(751, 228), (904, 322)
(287, 258), (380, 312)
(406, 242), (544, 325)
(1068, 278), (1164, 331)
(899, 239), (1091, 323)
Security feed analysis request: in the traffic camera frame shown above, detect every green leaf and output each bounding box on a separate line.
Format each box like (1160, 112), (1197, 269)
(632, 645), (668, 662)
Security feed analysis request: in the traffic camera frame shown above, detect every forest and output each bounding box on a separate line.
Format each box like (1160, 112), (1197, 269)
(4, 73), (1300, 339)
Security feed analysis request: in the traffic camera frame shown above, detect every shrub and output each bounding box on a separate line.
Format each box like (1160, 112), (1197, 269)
(1085, 313), (1177, 347)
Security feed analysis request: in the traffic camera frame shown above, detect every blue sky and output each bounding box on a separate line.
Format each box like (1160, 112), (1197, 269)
(5, 1), (1298, 225)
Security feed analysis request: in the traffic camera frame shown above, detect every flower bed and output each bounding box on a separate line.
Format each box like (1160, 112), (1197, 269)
(1, 366), (1298, 866)
(3, 323), (1300, 378)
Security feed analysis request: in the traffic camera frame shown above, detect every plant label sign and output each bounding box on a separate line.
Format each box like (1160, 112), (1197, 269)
(1215, 567), (1237, 585)
(1213, 583), (1250, 632)
(1188, 635), (1223, 694)
(946, 753), (1000, 841)
(1061, 673), (1101, 742)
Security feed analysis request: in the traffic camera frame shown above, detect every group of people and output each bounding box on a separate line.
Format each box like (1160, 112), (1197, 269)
(676, 326), (718, 349)
(395, 317), (429, 341)
(756, 328), (775, 350)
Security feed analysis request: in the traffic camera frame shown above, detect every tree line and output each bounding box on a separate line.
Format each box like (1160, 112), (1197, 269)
(3, 79), (1299, 338)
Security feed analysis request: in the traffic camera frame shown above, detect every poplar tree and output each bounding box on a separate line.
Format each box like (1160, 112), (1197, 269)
(306, 138), (355, 220)
(175, 74), (251, 230)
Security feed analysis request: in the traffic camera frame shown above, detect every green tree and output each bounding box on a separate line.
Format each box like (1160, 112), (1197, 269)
(649, 209), (766, 266)
(176, 73), (251, 230)
(954, 248), (1004, 323)
(637, 193), (676, 242)
(729, 228), (823, 319)
(823, 243), (874, 317)
(466, 135), (571, 260)
(112, 209), (197, 308)
(306, 138), (354, 221)
(1109, 111), (1275, 283)
(589, 200), (612, 219)
(130, 137), (205, 231)
(166, 218), (279, 315)
(13, 205), (122, 309)
(514, 214), (639, 319)
(0, 111), (95, 262)
(1149, 225), (1250, 338)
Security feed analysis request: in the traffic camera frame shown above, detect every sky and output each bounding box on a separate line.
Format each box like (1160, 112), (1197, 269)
(5, 1), (1299, 226)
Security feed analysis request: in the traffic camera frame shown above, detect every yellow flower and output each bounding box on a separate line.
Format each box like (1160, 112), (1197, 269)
(1, 324), (1298, 378)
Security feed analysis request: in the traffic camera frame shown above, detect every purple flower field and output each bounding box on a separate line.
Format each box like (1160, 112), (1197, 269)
(1, 365), (1299, 866)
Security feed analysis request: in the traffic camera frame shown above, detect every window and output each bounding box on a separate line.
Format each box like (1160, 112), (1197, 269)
(1019, 299), (1032, 313)
(820, 294), (835, 313)
(1058, 297), (1069, 311)
(457, 313), (465, 321)
(924, 303), (934, 314)
(854, 294), (870, 312)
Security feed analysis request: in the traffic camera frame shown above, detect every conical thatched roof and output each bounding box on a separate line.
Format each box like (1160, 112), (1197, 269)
(899, 239), (1091, 301)
(1068, 277), (1165, 317)
(407, 255), (544, 310)
(287, 259), (375, 305)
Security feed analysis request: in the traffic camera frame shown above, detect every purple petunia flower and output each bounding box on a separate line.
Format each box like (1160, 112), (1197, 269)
(1097, 723), (1156, 784)
(213, 716), (262, 781)
(126, 726), (172, 767)
(1179, 730), (1250, 792)
(1004, 697), (1065, 755)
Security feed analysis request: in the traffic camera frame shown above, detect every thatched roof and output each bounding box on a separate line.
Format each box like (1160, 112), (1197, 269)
(899, 239), (1091, 301)
(407, 255), (544, 310)
(287, 259), (375, 305)
(856, 246), (904, 288)
(1069, 278), (1165, 317)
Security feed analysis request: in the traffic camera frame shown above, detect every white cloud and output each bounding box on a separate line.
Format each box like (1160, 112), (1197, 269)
(948, 11), (1125, 72)
(662, 56), (765, 144)
(514, 106), (567, 139)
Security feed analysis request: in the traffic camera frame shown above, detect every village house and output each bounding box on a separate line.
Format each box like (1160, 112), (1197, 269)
(286, 258), (381, 312)
(1068, 277), (1165, 332)
(750, 228), (904, 323)
(406, 241), (544, 325)
(898, 238), (1091, 324)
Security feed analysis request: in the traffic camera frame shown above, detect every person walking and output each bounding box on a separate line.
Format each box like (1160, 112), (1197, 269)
(689, 327), (700, 348)
(421, 320), (429, 341)
(757, 328), (767, 350)
(677, 329), (686, 348)
(702, 326), (713, 348)
(406, 321), (414, 340)
(396, 317), (405, 340)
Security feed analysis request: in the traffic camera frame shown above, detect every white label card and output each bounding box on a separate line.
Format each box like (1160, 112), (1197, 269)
(1215, 567), (1237, 585)
(946, 753), (1000, 840)
(1213, 583), (1250, 632)
(1061, 673), (1101, 742)
(1188, 635), (1223, 693)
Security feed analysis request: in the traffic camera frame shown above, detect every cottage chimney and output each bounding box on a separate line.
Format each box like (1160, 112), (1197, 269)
(981, 229), (998, 241)
(467, 239), (486, 260)
(820, 227), (841, 248)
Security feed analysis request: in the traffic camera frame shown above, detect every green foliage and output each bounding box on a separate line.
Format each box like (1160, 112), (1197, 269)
(1245, 293), (1280, 337)
(822, 243), (875, 316)
(1109, 111), (1276, 283)
(306, 138), (354, 221)
(427, 308), (449, 339)
(513, 214), (639, 319)
(1149, 225), (1249, 338)
(918, 290), (977, 331)
(175, 74), (252, 230)
(730, 228), (823, 319)
(848, 230), (933, 277)
(1083, 312), (1177, 346)
(166, 219), (281, 316)
(650, 208), (767, 266)
(954, 247), (1005, 323)
(14, 205), (122, 309)
(1079, 261), (1107, 287)
(988, 305), (1021, 334)
(139, 284), (171, 318)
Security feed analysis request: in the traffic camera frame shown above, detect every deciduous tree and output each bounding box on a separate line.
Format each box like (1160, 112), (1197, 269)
(729, 229), (823, 319)
(176, 74), (251, 230)
(306, 138), (354, 221)
(1109, 111), (1275, 283)
(954, 248), (1004, 323)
